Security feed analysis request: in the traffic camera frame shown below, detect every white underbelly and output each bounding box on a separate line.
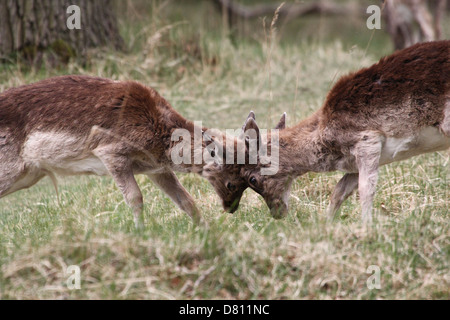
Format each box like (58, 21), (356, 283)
(22, 131), (110, 176)
(53, 157), (110, 176)
(379, 126), (450, 165)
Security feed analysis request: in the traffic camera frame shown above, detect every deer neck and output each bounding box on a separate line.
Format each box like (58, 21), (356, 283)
(278, 113), (334, 176)
(166, 121), (221, 175)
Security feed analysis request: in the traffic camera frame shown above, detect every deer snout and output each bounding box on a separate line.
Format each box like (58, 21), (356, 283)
(223, 190), (245, 214)
(268, 199), (288, 219)
(224, 199), (240, 214)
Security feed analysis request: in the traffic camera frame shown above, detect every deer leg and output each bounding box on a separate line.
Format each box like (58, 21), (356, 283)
(326, 173), (359, 222)
(0, 168), (23, 198)
(358, 163), (380, 224)
(148, 171), (201, 224)
(113, 170), (144, 229)
(0, 173), (42, 198)
(353, 133), (383, 224)
(96, 153), (144, 228)
(440, 99), (450, 137)
(0, 161), (45, 199)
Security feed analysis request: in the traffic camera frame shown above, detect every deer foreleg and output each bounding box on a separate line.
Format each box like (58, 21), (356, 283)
(326, 173), (359, 221)
(148, 171), (201, 224)
(353, 132), (384, 224)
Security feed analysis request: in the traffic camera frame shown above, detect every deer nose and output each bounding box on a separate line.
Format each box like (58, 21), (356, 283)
(269, 200), (288, 219)
(224, 200), (240, 214)
(225, 206), (238, 214)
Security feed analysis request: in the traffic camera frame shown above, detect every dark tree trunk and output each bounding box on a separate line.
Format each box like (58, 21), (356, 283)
(0, 0), (124, 65)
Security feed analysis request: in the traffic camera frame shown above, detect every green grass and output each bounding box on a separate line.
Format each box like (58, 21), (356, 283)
(0, 1), (449, 299)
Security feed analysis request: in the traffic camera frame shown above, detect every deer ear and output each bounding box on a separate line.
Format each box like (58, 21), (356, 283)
(242, 117), (260, 151)
(243, 117), (259, 134)
(274, 112), (286, 130)
(239, 110), (257, 139)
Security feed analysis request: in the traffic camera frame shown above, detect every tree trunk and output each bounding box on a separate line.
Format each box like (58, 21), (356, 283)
(0, 0), (124, 66)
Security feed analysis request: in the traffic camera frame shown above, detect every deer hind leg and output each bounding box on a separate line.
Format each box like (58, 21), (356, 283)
(0, 143), (23, 197)
(95, 152), (144, 228)
(0, 157), (45, 199)
(148, 171), (201, 224)
(353, 132), (384, 224)
(326, 173), (359, 222)
(440, 98), (450, 137)
(0, 164), (22, 198)
(0, 173), (46, 198)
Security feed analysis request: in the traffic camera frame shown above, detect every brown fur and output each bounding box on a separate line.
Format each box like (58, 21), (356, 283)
(0, 76), (193, 161)
(231, 41), (450, 221)
(0, 75), (245, 226)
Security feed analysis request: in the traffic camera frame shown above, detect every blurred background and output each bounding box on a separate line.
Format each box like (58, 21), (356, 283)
(0, 0), (449, 130)
(0, 0), (449, 127)
(1, 1), (449, 63)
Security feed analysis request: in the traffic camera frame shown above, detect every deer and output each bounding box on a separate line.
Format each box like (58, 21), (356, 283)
(223, 40), (450, 223)
(0, 75), (247, 228)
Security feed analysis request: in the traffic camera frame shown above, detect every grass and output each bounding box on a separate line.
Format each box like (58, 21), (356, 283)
(0, 1), (449, 299)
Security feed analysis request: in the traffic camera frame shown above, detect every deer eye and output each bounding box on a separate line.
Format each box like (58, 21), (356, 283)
(227, 182), (236, 192)
(210, 149), (215, 158)
(249, 176), (257, 186)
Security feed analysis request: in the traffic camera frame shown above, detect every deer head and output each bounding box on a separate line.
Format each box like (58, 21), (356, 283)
(237, 111), (293, 219)
(204, 111), (290, 218)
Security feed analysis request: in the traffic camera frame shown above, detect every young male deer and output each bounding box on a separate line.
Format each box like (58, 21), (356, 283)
(233, 40), (450, 222)
(0, 75), (247, 227)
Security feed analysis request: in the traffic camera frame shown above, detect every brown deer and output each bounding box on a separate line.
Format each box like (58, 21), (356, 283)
(229, 40), (450, 223)
(0, 75), (247, 227)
